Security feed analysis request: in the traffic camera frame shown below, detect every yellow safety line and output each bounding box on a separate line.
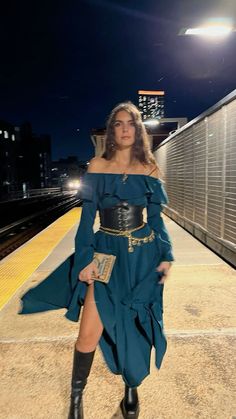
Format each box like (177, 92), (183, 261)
(0, 207), (82, 310)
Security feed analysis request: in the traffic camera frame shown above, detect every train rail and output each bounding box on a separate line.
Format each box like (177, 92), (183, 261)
(0, 196), (81, 259)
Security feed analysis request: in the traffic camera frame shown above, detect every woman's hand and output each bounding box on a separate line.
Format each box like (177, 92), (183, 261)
(78, 261), (100, 285)
(156, 261), (172, 284)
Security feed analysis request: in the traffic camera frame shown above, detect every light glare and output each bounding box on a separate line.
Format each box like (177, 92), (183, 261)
(68, 180), (81, 189)
(143, 119), (160, 126)
(185, 25), (233, 37)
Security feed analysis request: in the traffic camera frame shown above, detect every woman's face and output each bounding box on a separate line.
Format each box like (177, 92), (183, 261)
(113, 110), (136, 149)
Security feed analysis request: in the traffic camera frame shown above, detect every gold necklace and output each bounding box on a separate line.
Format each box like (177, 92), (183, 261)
(122, 173), (128, 183)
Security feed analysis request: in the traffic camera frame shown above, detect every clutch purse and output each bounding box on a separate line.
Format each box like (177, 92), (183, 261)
(91, 252), (116, 284)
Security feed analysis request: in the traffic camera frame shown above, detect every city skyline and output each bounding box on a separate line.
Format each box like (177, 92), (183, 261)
(1, 0), (236, 160)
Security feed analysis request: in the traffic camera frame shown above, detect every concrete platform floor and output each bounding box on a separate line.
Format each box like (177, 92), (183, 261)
(0, 216), (236, 419)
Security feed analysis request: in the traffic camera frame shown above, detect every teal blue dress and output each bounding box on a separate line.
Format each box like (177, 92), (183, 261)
(20, 173), (174, 387)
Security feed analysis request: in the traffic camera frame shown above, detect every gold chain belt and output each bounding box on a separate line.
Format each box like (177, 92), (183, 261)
(99, 223), (155, 253)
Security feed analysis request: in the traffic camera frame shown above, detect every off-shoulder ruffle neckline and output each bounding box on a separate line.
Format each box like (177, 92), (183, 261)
(79, 171), (168, 204)
(84, 172), (162, 183)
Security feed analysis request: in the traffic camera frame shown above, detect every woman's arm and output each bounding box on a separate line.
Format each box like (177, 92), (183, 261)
(146, 169), (174, 283)
(146, 168), (174, 264)
(147, 200), (174, 263)
(73, 158), (102, 281)
(74, 198), (97, 274)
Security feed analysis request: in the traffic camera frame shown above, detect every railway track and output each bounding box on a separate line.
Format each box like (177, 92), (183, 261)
(0, 196), (81, 259)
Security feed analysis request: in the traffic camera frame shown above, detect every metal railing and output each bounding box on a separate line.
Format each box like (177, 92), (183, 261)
(155, 89), (236, 267)
(0, 188), (62, 202)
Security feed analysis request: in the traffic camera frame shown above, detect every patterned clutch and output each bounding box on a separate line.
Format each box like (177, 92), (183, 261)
(91, 252), (116, 283)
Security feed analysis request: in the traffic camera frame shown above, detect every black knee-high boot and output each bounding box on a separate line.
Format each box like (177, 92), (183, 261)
(68, 348), (95, 419)
(120, 385), (140, 419)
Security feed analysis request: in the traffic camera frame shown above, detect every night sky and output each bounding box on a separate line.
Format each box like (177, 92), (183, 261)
(1, 0), (236, 160)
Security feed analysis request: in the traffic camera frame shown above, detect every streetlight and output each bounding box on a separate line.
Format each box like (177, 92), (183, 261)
(143, 119), (160, 127)
(144, 118), (187, 129)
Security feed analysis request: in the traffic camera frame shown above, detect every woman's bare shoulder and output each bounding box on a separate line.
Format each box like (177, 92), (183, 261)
(87, 157), (108, 173)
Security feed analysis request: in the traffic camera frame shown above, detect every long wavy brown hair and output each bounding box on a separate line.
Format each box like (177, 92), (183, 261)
(101, 101), (160, 174)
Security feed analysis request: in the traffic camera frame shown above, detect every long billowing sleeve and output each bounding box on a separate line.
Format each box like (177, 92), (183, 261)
(73, 174), (98, 275)
(18, 173), (98, 319)
(146, 180), (174, 262)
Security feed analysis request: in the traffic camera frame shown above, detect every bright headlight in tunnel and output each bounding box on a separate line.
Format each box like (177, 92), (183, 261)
(68, 180), (81, 189)
(73, 180), (81, 188)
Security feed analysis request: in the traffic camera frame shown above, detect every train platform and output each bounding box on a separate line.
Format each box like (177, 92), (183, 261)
(0, 207), (235, 419)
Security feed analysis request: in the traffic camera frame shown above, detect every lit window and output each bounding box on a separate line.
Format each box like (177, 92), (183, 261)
(4, 131), (9, 139)
(40, 164), (43, 168)
(40, 172), (44, 177)
(12, 134), (15, 141)
(39, 153), (42, 157)
(0, 130), (2, 134)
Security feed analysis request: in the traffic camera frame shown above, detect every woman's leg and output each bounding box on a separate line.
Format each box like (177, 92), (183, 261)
(68, 283), (104, 419)
(76, 282), (104, 352)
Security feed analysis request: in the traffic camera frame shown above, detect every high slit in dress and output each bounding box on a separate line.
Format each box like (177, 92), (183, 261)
(19, 172), (174, 388)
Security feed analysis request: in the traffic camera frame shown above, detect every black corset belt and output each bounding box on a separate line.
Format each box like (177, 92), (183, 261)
(99, 201), (144, 231)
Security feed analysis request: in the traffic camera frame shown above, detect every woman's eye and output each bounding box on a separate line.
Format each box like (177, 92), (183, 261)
(114, 122), (120, 127)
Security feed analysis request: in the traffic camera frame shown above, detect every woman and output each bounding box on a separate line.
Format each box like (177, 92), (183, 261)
(20, 102), (174, 419)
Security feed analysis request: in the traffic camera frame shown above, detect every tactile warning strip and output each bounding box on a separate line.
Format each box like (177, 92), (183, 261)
(0, 207), (82, 310)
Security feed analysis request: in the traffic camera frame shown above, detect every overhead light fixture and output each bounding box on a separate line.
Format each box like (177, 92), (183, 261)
(179, 18), (234, 38)
(143, 119), (160, 126)
(184, 26), (232, 37)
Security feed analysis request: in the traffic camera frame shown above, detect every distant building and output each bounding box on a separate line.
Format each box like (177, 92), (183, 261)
(138, 90), (165, 121)
(149, 123), (175, 151)
(18, 122), (52, 189)
(37, 134), (51, 188)
(0, 121), (20, 196)
(91, 128), (106, 157)
(0, 120), (52, 197)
